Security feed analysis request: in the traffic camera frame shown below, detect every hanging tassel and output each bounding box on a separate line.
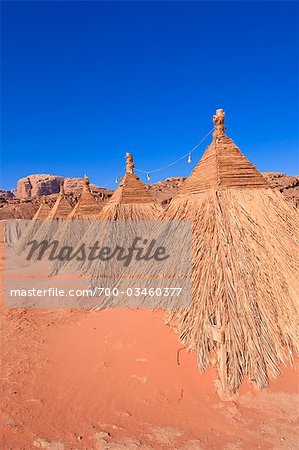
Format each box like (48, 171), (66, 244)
(146, 173), (151, 181)
(188, 154), (192, 163)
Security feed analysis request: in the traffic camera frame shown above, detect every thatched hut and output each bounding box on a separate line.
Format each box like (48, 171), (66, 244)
(56, 153), (164, 279)
(32, 196), (51, 220)
(67, 174), (101, 220)
(163, 109), (299, 392)
(98, 152), (164, 221)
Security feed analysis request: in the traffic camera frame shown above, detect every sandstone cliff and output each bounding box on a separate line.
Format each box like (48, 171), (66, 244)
(17, 175), (64, 198)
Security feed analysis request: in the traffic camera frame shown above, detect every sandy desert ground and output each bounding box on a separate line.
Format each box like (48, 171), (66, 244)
(0, 240), (298, 450)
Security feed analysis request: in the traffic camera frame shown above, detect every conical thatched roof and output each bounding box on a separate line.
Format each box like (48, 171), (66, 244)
(179, 128), (268, 194)
(46, 184), (72, 220)
(32, 196), (51, 220)
(68, 175), (102, 219)
(97, 152), (164, 220)
(163, 109), (299, 392)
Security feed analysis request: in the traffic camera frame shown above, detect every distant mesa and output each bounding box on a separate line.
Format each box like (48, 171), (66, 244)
(15, 174), (112, 199)
(0, 174), (114, 220)
(17, 174), (71, 198)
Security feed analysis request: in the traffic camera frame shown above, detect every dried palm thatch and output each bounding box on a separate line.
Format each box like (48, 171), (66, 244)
(67, 174), (102, 220)
(16, 196), (51, 253)
(46, 184), (72, 220)
(57, 153), (164, 277)
(32, 196), (51, 220)
(3, 219), (28, 245)
(98, 153), (164, 221)
(50, 175), (103, 274)
(162, 110), (299, 392)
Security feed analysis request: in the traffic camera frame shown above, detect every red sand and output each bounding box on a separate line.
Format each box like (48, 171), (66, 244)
(0, 240), (298, 449)
(1, 304), (298, 449)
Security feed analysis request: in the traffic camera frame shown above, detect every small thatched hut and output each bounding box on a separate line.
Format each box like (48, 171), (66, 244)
(32, 196), (51, 220)
(16, 196), (52, 253)
(25, 184), (72, 261)
(67, 175), (101, 220)
(98, 152), (164, 221)
(162, 109), (299, 392)
(56, 153), (164, 279)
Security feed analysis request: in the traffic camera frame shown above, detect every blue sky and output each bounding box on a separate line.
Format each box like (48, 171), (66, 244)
(1, 1), (298, 191)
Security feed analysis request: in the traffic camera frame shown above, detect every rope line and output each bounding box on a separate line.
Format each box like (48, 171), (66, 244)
(134, 128), (214, 175)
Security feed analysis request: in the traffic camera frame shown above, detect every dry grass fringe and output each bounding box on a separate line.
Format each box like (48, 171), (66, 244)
(50, 219), (94, 275)
(4, 220), (27, 245)
(50, 202), (164, 276)
(102, 187), (299, 392)
(164, 187), (299, 392)
(16, 220), (46, 255)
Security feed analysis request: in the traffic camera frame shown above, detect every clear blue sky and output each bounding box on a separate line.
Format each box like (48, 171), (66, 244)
(1, 1), (298, 191)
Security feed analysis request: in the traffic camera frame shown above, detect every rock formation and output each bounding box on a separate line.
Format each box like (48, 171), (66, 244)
(17, 174), (64, 198)
(148, 177), (186, 205)
(264, 172), (299, 207)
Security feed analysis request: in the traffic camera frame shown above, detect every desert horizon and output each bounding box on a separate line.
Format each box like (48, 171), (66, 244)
(1, 170), (298, 221)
